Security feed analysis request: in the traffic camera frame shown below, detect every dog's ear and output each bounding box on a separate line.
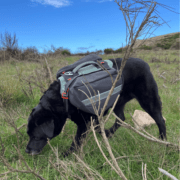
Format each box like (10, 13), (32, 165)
(40, 120), (54, 138)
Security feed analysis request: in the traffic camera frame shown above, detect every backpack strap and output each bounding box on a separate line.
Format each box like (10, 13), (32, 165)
(58, 75), (69, 113)
(58, 76), (66, 95)
(73, 61), (102, 73)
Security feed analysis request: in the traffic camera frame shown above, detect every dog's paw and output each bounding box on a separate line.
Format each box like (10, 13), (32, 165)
(159, 133), (167, 141)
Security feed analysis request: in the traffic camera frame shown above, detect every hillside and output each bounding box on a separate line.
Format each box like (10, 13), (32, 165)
(133, 32), (180, 50)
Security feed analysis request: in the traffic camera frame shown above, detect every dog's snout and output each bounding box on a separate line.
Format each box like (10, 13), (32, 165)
(25, 147), (42, 155)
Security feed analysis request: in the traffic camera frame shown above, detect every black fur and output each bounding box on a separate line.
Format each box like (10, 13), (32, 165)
(25, 57), (166, 156)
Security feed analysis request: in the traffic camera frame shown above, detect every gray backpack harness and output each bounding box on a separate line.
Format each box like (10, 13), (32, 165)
(58, 60), (123, 115)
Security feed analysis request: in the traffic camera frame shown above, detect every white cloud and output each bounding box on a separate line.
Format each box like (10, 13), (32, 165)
(31, 0), (72, 8)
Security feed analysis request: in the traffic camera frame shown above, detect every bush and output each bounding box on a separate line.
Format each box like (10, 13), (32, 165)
(104, 48), (114, 54)
(0, 31), (20, 60)
(156, 43), (171, 49)
(21, 46), (39, 60)
(114, 48), (123, 53)
(139, 45), (152, 50)
(61, 50), (71, 56)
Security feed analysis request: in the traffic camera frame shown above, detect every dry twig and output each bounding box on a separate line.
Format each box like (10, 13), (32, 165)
(0, 140), (46, 180)
(142, 163), (147, 180)
(113, 112), (179, 150)
(90, 118), (124, 178)
(158, 167), (178, 180)
(44, 57), (53, 83)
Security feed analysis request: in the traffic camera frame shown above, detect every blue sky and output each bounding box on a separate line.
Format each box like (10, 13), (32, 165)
(0, 0), (179, 54)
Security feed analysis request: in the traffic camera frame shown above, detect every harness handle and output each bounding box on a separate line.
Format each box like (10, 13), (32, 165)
(73, 61), (103, 73)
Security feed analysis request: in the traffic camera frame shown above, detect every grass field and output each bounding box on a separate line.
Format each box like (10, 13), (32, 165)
(0, 49), (179, 180)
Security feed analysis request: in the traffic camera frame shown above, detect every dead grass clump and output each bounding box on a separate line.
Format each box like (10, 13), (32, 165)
(151, 57), (161, 63)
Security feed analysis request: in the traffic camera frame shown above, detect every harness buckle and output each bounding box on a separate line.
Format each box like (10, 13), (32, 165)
(61, 88), (69, 99)
(64, 71), (73, 75)
(62, 92), (68, 99)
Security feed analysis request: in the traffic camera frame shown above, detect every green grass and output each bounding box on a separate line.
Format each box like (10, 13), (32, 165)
(0, 50), (179, 179)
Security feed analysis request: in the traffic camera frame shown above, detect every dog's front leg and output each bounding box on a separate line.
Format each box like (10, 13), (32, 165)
(63, 123), (89, 157)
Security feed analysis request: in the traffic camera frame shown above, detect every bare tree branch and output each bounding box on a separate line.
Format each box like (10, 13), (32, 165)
(158, 167), (178, 180)
(44, 57), (53, 83)
(90, 118), (125, 178)
(113, 112), (179, 150)
(99, 1), (157, 121)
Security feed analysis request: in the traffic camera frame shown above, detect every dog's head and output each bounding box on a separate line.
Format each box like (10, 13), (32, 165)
(25, 81), (68, 155)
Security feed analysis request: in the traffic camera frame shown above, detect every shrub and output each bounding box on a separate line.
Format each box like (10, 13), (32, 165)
(61, 50), (71, 56)
(0, 31), (18, 51)
(21, 46), (39, 60)
(156, 43), (171, 49)
(104, 48), (114, 54)
(114, 48), (123, 53)
(139, 45), (152, 50)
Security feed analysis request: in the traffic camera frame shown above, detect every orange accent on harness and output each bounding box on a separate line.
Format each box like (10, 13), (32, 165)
(62, 88), (69, 99)
(62, 92), (68, 99)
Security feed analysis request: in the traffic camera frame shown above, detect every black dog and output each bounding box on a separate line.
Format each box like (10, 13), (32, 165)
(25, 57), (166, 156)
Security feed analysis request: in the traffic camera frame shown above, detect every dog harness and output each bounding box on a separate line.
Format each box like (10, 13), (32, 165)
(58, 60), (123, 115)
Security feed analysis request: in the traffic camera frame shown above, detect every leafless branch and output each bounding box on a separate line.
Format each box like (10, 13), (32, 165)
(103, 155), (141, 166)
(99, 1), (157, 122)
(0, 139), (46, 180)
(73, 153), (104, 180)
(90, 118), (124, 177)
(44, 57), (53, 83)
(47, 138), (103, 179)
(158, 167), (178, 180)
(142, 163), (147, 180)
(113, 112), (179, 150)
